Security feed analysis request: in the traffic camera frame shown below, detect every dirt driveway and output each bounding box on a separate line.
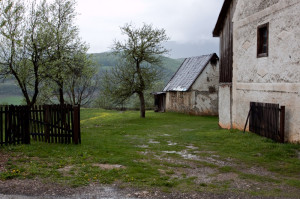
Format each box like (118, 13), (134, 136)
(0, 179), (285, 199)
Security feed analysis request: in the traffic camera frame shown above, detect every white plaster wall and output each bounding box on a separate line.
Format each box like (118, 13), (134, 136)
(191, 61), (219, 115)
(219, 84), (232, 129)
(165, 61), (219, 116)
(232, 0), (300, 142)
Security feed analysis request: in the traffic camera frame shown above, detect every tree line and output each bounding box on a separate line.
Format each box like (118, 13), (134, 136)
(0, 0), (170, 118)
(0, 0), (97, 107)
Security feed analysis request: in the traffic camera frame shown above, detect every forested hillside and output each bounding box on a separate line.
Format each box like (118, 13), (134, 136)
(91, 52), (183, 82)
(0, 52), (183, 105)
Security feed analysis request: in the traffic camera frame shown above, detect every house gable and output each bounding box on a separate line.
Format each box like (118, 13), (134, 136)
(163, 54), (218, 92)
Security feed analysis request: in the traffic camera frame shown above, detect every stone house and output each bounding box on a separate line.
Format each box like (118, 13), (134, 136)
(213, 0), (300, 142)
(160, 53), (219, 116)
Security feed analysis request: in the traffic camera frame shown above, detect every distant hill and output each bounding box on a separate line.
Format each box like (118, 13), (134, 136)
(0, 52), (184, 105)
(90, 52), (183, 82)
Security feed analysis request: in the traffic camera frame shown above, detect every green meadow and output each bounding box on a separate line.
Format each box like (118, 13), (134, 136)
(0, 95), (24, 105)
(0, 109), (299, 197)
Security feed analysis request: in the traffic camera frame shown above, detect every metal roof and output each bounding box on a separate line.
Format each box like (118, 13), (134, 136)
(163, 53), (218, 92)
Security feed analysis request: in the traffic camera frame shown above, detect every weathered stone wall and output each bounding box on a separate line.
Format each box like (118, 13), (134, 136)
(165, 61), (219, 116)
(231, 0), (300, 142)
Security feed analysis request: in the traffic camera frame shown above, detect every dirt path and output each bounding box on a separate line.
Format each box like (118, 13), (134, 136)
(0, 179), (283, 199)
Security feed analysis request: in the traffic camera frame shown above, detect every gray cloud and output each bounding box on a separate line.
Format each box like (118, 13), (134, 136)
(75, 0), (223, 57)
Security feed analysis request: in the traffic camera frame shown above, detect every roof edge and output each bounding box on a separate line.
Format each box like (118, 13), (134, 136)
(212, 0), (233, 37)
(163, 53), (219, 92)
(162, 58), (187, 92)
(186, 53), (219, 91)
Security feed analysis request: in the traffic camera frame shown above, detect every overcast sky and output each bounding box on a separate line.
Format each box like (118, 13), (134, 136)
(75, 0), (223, 58)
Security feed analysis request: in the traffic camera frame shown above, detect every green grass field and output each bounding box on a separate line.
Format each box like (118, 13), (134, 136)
(0, 95), (24, 105)
(0, 109), (300, 197)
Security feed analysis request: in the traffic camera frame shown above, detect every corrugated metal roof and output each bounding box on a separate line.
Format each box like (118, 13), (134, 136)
(163, 54), (218, 92)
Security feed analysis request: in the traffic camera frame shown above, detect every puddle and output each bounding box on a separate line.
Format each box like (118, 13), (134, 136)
(162, 151), (177, 154)
(162, 150), (198, 160)
(136, 145), (149, 148)
(161, 150), (232, 166)
(148, 139), (160, 144)
(92, 164), (126, 170)
(186, 145), (198, 150)
(138, 150), (152, 155)
(186, 167), (217, 184)
(167, 141), (177, 146)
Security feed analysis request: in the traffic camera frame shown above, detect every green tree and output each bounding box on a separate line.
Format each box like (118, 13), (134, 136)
(110, 23), (169, 118)
(64, 52), (98, 106)
(0, 0), (50, 107)
(0, 0), (95, 107)
(44, 0), (87, 105)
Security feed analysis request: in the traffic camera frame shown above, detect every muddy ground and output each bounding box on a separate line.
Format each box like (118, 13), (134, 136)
(1, 143), (299, 199)
(0, 179), (279, 199)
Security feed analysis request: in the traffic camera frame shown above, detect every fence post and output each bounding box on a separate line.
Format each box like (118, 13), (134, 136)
(280, 106), (285, 143)
(44, 105), (50, 143)
(24, 106), (31, 144)
(73, 105), (80, 144)
(4, 106), (9, 145)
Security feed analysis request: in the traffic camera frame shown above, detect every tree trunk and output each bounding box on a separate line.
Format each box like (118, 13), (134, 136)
(138, 92), (146, 118)
(59, 86), (64, 105)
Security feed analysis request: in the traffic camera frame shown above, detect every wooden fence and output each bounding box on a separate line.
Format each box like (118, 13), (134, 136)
(248, 102), (285, 143)
(0, 105), (80, 146)
(0, 106), (30, 146)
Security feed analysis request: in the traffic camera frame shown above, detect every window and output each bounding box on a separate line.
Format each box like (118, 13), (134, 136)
(257, 23), (269, 57)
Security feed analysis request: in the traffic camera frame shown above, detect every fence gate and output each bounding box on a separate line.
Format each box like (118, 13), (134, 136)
(248, 102), (285, 143)
(0, 105), (80, 146)
(0, 106), (30, 146)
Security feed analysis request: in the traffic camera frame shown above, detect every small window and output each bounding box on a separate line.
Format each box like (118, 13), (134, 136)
(257, 23), (269, 58)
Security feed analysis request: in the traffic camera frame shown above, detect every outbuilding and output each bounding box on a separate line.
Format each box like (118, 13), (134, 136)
(162, 53), (219, 116)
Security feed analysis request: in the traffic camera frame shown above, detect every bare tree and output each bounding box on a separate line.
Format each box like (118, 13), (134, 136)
(110, 23), (169, 118)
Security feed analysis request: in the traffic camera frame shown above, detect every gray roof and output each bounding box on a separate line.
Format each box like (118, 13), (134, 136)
(163, 53), (218, 92)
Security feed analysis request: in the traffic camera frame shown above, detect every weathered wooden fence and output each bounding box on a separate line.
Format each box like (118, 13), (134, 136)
(248, 102), (285, 143)
(0, 105), (80, 146)
(0, 106), (30, 146)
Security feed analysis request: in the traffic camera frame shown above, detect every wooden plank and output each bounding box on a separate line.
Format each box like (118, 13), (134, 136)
(280, 106), (285, 143)
(38, 105), (43, 141)
(67, 105), (72, 143)
(37, 105), (41, 141)
(5, 106), (8, 145)
(24, 106), (30, 144)
(11, 106), (15, 144)
(44, 105), (50, 143)
(73, 105), (80, 144)
(54, 106), (58, 143)
(16, 106), (20, 144)
(0, 107), (3, 146)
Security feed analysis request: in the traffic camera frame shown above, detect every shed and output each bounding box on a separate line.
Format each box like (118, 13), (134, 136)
(162, 53), (219, 115)
(152, 92), (166, 112)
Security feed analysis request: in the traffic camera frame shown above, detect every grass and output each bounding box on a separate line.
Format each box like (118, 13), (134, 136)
(0, 109), (300, 197)
(0, 95), (24, 105)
